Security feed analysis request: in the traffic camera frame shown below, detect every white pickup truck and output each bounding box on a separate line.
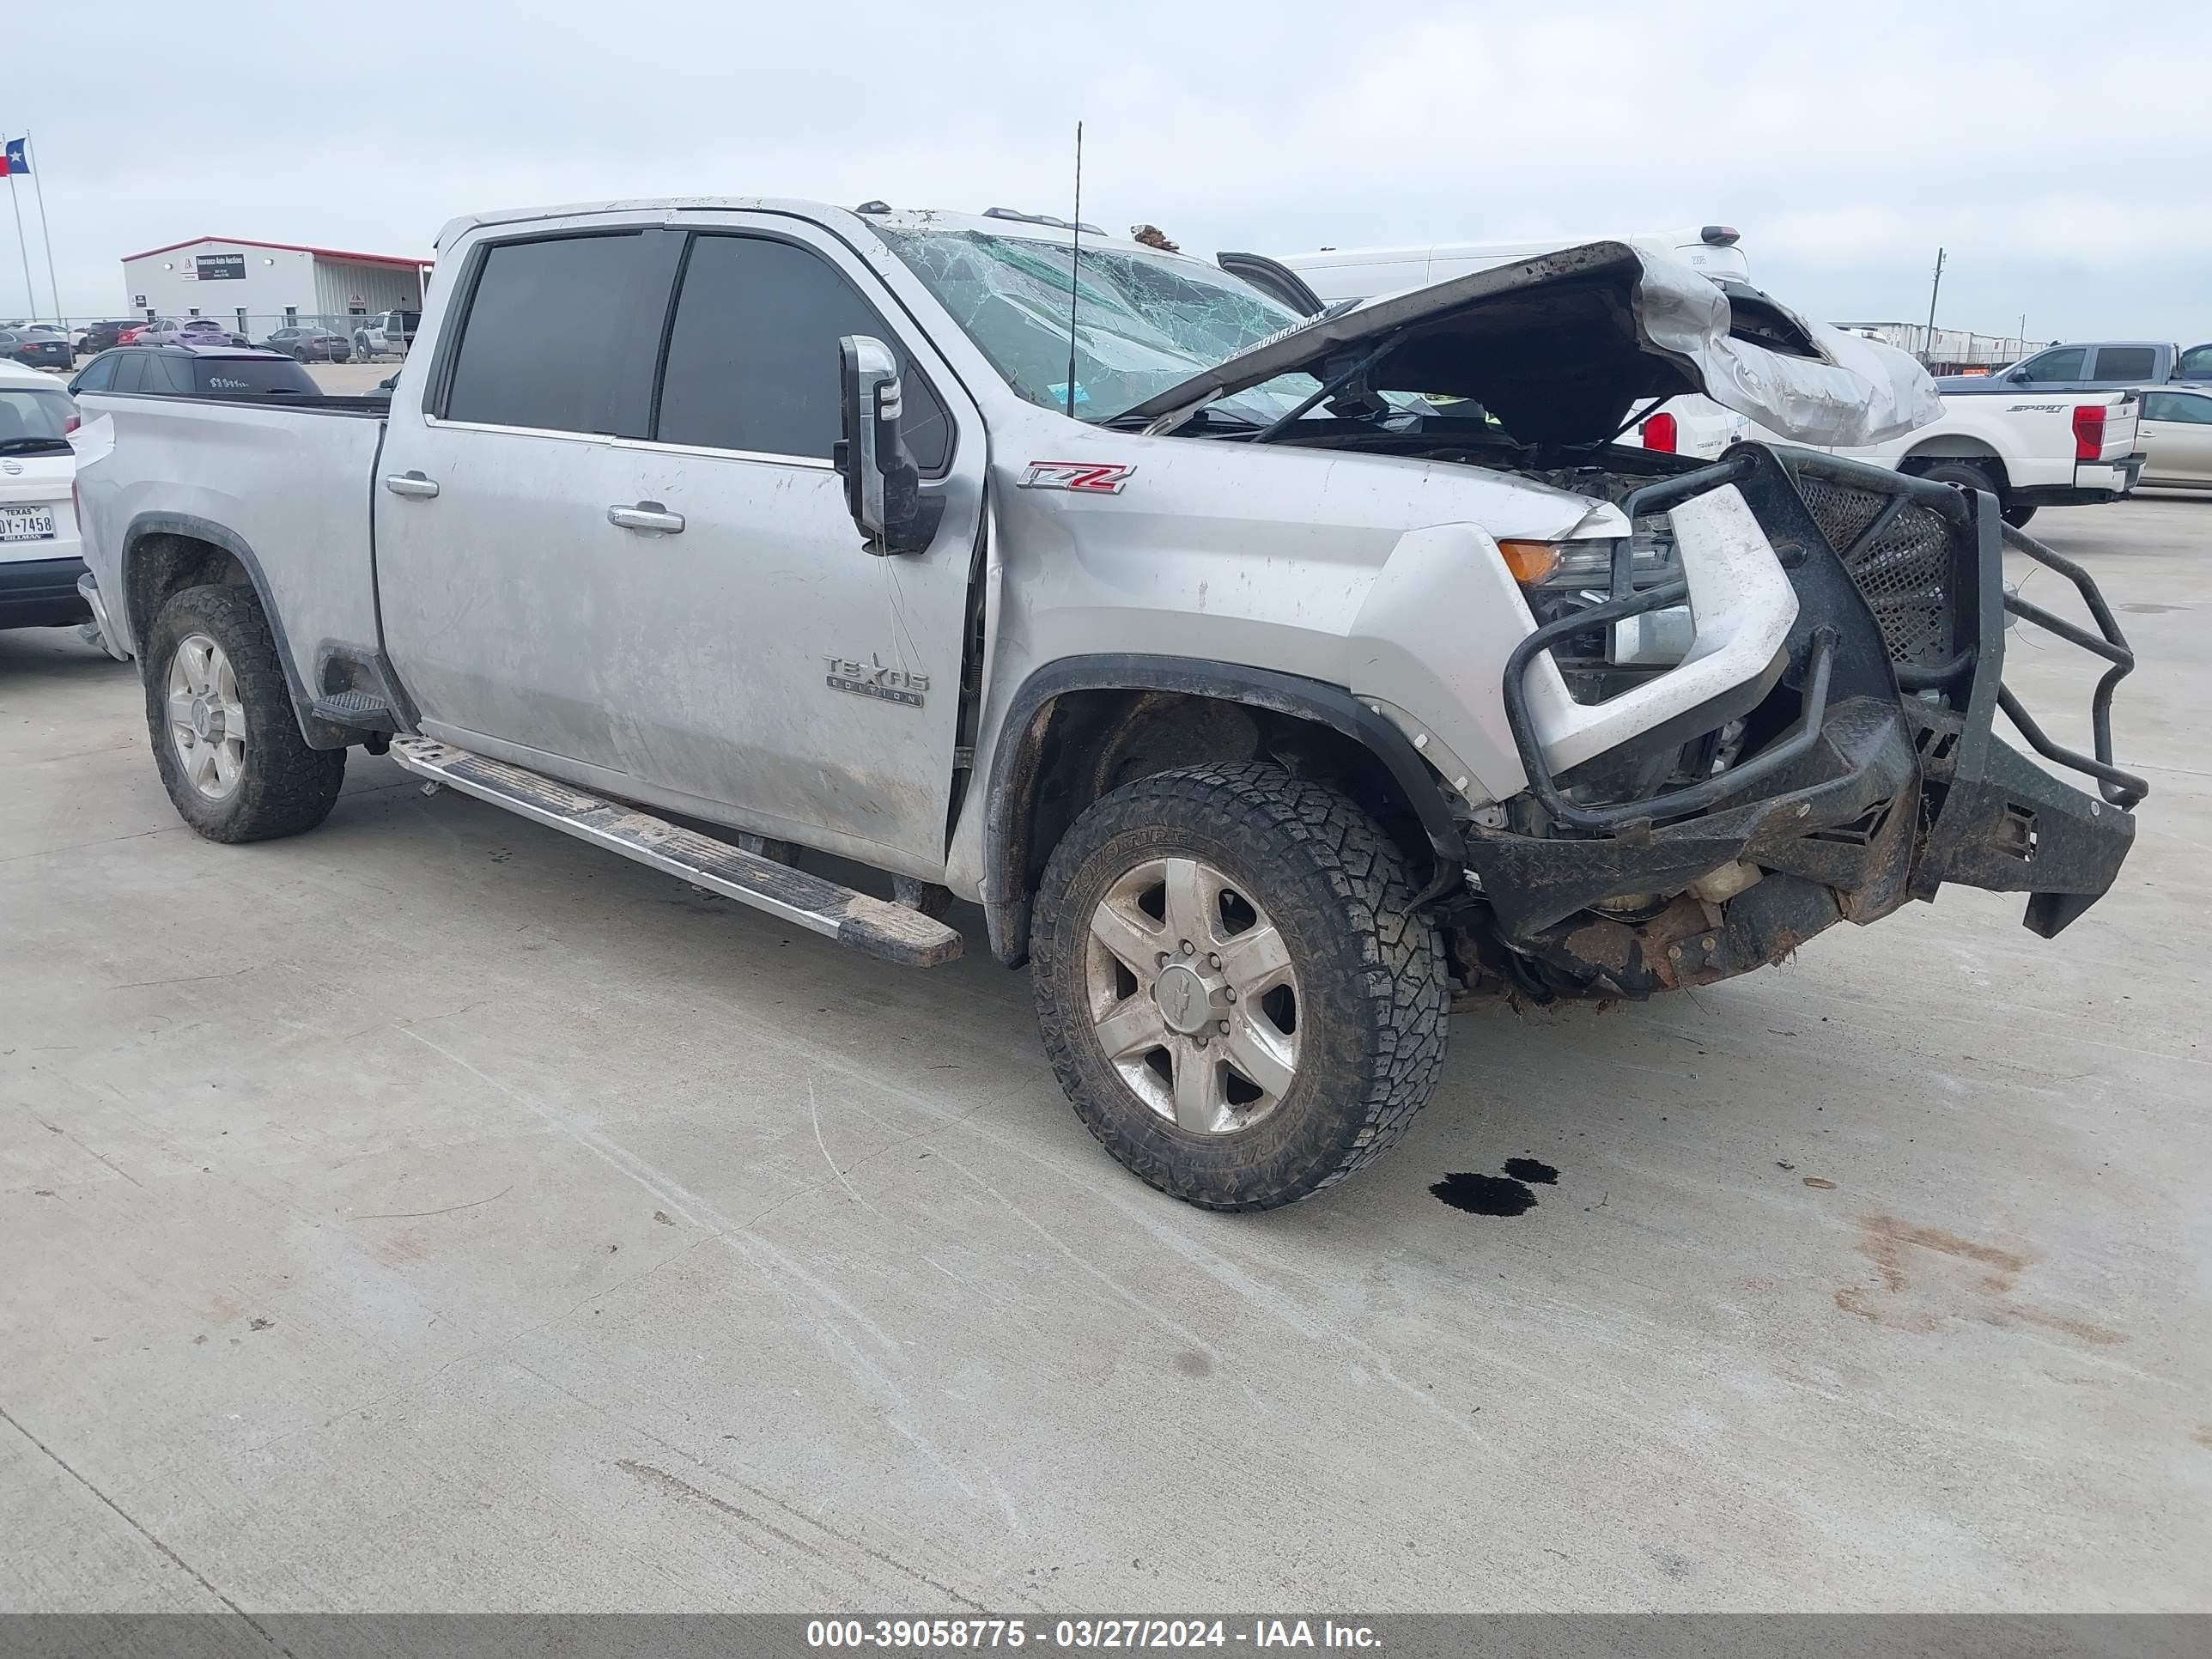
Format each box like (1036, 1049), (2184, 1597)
(68, 201), (2148, 1211)
(349, 308), (420, 362)
(1633, 384), (2145, 529)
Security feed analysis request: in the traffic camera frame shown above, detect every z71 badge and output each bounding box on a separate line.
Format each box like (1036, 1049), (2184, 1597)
(1018, 460), (1135, 494)
(824, 653), (928, 708)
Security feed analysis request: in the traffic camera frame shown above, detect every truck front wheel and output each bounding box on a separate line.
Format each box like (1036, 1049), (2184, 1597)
(1030, 763), (1449, 1211)
(143, 585), (345, 844)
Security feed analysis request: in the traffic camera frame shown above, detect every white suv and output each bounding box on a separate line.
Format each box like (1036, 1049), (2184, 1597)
(0, 357), (87, 634)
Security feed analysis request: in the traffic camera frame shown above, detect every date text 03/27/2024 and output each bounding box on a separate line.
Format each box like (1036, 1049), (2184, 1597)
(804, 1618), (1381, 1650)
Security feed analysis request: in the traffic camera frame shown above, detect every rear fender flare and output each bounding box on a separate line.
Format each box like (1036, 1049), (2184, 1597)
(118, 512), (341, 750)
(1902, 436), (2004, 465)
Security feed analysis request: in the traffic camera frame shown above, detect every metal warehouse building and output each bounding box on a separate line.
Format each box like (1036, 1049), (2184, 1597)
(118, 236), (430, 333)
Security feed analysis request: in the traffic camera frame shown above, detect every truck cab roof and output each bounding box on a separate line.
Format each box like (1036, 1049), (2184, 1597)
(432, 198), (1161, 259)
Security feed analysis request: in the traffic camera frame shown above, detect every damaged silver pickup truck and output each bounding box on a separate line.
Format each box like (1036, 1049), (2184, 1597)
(72, 202), (2145, 1211)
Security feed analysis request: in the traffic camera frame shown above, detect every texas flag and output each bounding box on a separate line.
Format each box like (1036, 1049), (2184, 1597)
(0, 139), (26, 177)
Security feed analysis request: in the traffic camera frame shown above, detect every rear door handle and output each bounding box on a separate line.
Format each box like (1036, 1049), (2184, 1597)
(383, 471), (440, 499)
(607, 501), (685, 534)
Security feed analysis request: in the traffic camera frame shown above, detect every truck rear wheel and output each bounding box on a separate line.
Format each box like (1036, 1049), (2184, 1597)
(1030, 763), (1449, 1211)
(1917, 459), (2008, 518)
(143, 585), (345, 844)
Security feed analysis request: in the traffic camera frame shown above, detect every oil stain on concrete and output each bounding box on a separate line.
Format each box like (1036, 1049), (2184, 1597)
(1431, 1157), (1559, 1216)
(1833, 1213), (2128, 1346)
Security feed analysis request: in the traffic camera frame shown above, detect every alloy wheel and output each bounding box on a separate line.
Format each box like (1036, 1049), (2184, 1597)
(1084, 855), (1301, 1134)
(166, 632), (247, 800)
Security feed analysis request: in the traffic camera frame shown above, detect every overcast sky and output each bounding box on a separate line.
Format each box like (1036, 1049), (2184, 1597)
(8, 0), (2207, 342)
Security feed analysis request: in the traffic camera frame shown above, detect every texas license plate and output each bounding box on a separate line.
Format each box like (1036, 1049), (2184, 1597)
(1, 509), (57, 542)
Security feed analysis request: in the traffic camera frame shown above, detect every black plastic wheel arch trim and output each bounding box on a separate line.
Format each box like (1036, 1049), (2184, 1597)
(980, 653), (1469, 965)
(118, 512), (338, 750)
(119, 511), (420, 752)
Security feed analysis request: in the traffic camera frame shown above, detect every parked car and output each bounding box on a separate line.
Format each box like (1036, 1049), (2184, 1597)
(2136, 385), (2212, 490)
(262, 325), (351, 362)
(78, 321), (143, 355)
(133, 318), (251, 349)
(349, 309), (421, 362)
(70, 345), (320, 399)
(1934, 340), (2212, 394)
(0, 328), (76, 371)
(70, 205), (2144, 1212)
(0, 358), (88, 632)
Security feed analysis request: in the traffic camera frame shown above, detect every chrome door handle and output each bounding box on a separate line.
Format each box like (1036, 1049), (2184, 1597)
(383, 471), (440, 499)
(607, 501), (685, 534)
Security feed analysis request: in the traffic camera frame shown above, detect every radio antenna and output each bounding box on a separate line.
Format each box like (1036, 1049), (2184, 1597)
(1065, 120), (1083, 419)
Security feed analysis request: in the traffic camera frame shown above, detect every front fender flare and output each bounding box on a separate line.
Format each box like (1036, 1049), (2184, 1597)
(980, 653), (1468, 965)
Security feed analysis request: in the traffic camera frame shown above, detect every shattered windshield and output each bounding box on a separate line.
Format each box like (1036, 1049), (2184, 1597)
(878, 227), (1326, 424)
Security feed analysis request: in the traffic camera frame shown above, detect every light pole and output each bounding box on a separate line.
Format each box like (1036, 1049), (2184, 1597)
(1923, 247), (1945, 366)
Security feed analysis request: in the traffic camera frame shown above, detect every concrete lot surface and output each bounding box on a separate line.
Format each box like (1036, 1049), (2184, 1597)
(3, 498), (2207, 1613)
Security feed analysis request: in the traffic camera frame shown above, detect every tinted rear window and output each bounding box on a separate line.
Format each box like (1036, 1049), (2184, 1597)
(2092, 346), (2158, 382)
(194, 356), (319, 396)
(444, 233), (647, 434)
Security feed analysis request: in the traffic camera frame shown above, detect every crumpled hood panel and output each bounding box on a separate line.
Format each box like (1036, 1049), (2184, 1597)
(1129, 241), (1941, 450)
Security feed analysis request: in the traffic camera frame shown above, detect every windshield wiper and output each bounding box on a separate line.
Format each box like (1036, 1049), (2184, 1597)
(1249, 332), (1403, 445)
(1103, 405), (1260, 434)
(0, 436), (70, 455)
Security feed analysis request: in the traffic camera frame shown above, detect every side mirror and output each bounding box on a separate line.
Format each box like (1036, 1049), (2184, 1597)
(836, 334), (939, 556)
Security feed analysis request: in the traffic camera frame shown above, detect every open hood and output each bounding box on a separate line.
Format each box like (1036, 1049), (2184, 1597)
(1129, 240), (1940, 449)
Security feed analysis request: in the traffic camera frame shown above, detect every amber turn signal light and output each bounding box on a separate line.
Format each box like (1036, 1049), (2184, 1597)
(1496, 539), (1560, 585)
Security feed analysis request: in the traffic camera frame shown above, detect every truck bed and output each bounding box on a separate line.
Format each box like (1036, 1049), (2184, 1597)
(71, 391), (390, 688)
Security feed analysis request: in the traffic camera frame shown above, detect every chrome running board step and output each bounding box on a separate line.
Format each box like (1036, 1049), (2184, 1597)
(388, 738), (963, 969)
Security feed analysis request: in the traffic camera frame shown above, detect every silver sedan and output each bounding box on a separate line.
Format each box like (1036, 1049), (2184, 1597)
(2139, 386), (2212, 489)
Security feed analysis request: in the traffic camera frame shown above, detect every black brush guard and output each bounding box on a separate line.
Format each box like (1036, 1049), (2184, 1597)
(1466, 442), (2143, 999)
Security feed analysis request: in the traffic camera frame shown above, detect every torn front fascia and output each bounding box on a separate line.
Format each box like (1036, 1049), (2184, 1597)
(1458, 444), (2138, 998)
(1471, 874), (1847, 1000)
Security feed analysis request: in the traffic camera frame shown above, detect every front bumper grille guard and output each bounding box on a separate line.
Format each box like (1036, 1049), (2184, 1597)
(1996, 522), (2148, 810)
(1775, 447), (2145, 811)
(1500, 452), (1838, 833)
(1502, 580), (1838, 833)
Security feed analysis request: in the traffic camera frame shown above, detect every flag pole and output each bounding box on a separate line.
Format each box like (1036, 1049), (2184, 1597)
(26, 134), (60, 325)
(4, 169), (33, 323)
